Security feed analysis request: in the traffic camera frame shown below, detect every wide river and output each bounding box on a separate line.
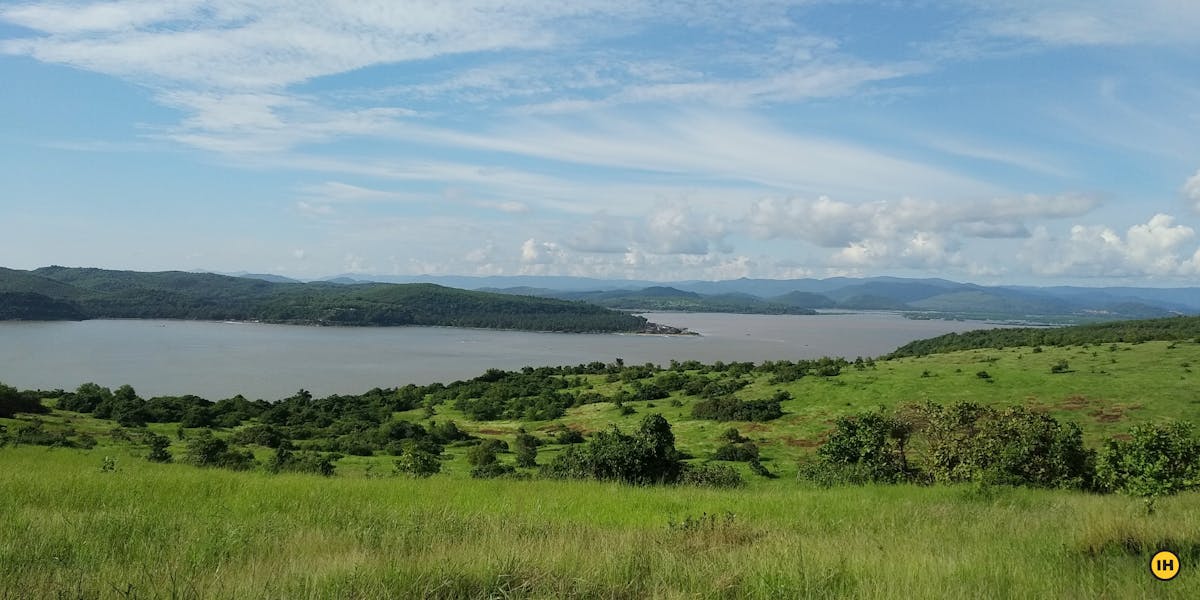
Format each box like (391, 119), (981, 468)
(0, 312), (1001, 399)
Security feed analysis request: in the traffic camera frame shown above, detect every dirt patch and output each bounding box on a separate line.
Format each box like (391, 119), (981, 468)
(781, 436), (823, 448)
(740, 423), (769, 432)
(1060, 395), (1093, 410)
(476, 428), (509, 435)
(1089, 407), (1126, 423)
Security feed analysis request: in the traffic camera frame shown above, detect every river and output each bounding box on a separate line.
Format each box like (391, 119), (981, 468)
(0, 312), (1002, 399)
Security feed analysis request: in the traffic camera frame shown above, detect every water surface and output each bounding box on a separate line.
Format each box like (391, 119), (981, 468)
(0, 312), (1000, 399)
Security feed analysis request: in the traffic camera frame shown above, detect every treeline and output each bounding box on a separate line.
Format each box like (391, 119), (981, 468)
(0, 267), (648, 332)
(888, 315), (1200, 357)
(802, 402), (1200, 499)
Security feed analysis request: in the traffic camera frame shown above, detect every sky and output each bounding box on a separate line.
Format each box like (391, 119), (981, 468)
(1, 1), (1199, 285)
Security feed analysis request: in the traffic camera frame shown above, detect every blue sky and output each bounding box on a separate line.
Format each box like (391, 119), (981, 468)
(2, 1), (1199, 285)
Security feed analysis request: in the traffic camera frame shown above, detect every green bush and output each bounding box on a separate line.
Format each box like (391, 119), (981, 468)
(0, 383), (49, 419)
(713, 442), (759, 462)
(144, 432), (173, 463)
(692, 396), (782, 422)
(810, 410), (914, 484)
(1098, 422), (1200, 498)
(393, 440), (442, 478)
(679, 463), (744, 488)
(514, 430), (539, 468)
(184, 430), (256, 471)
(916, 403), (1095, 489)
(543, 414), (683, 485)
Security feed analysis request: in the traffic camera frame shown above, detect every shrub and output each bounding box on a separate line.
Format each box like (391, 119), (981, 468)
(1050, 360), (1071, 374)
(393, 440), (442, 478)
(144, 432), (173, 463)
(184, 430), (256, 470)
(916, 403), (1095, 489)
(692, 396), (783, 422)
(230, 424), (287, 448)
(270, 446), (336, 476)
(748, 458), (775, 478)
(553, 428), (585, 444)
(0, 383), (49, 418)
(543, 414), (684, 485)
(513, 430), (539, 468)
(713, 442), (759, 462)
(811, 410), (914, 484)
(720, 427), (749, 443)
(679, 463), (744, 488)
(1098, 422), (1200, 498)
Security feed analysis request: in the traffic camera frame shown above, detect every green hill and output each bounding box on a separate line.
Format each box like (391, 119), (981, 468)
(889, 315), (1200, 357)
(0, 267), (649, 332)
(495, 285), (818, 315)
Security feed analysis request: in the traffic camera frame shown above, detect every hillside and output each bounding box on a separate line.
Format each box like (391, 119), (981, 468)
(889, 315), (1200, 357)
(0, 267), (651, 333)
(3, 316), (1199, 597)
(490, 285), (818, 315)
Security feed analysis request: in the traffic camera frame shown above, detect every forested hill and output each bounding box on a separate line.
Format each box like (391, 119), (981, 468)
(887, 315), (1200, 357)
(0, 267), (650, 333)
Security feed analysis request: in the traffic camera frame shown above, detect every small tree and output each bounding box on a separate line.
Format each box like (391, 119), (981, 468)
(514, 430), (540, 468)
(144, 432), (173, 463)
(1098, 422), (1200, 498)
(393, 440), (442, 478)
(810, 410), (914, 484)
(467, 439), (513, 478)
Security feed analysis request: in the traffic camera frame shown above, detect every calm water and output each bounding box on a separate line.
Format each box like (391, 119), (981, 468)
(0, 313), (1000, 399)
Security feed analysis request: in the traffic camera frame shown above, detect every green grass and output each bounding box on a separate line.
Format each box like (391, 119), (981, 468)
(3, 339), (1199, 597)
(2, 446), (1197, 599)
(396, 340), (1198, 481)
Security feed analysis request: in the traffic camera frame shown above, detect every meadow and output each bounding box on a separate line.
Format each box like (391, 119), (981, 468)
(2, 446), (1198, 599)
(2, 336), (1198, 597)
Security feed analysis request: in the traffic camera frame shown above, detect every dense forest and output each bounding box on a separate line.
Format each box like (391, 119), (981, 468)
(0, 267), (654, 332)
(888, 315), (1200, 357)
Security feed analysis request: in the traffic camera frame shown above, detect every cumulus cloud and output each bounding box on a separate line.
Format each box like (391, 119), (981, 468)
(566, 203), (730, 256)
(744, 193), (1097, 270)
(1185, 169), (1200, 212)
(519, 238), (563, 265)
(746, 193), (1097, 245)
(1021, 214), (1200, 278)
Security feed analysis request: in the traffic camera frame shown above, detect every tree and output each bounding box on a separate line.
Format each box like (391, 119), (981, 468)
(543, 414), (685, 485)
(1098, 422), (1200, 498)
(514, 430), (539, 468)
(393, 440), (442, 478)
(144, 432), (172, 463)
(467, 439), (513, 478)
(810, 410), (914, 484)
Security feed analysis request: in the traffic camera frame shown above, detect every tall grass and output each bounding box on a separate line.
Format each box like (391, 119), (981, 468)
(2, 447), (1197, 598)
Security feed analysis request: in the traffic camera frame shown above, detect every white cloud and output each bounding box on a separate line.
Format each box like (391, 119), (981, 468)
(981, 1), (1200, 48)
(519, 238), (563, 265)
(746, 193), (1098, 246)
(641, 202), (730, 255)
(1184, 169), (1200, 212)
(1021, 213), (1200, 278)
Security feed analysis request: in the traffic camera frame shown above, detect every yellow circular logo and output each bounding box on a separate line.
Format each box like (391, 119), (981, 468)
(1151, 550), (1180, 581)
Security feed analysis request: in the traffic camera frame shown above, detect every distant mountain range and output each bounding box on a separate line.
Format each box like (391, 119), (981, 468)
(314, 274), (1199, 322)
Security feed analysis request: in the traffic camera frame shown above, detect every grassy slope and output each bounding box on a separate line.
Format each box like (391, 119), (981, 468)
(2, 340), (1199, 597)
(2, 446), (1198, 598)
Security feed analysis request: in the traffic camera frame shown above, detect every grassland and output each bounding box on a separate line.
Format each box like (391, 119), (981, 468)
(2, 339), (1199, 597)
(2, 446), (1198, 599)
